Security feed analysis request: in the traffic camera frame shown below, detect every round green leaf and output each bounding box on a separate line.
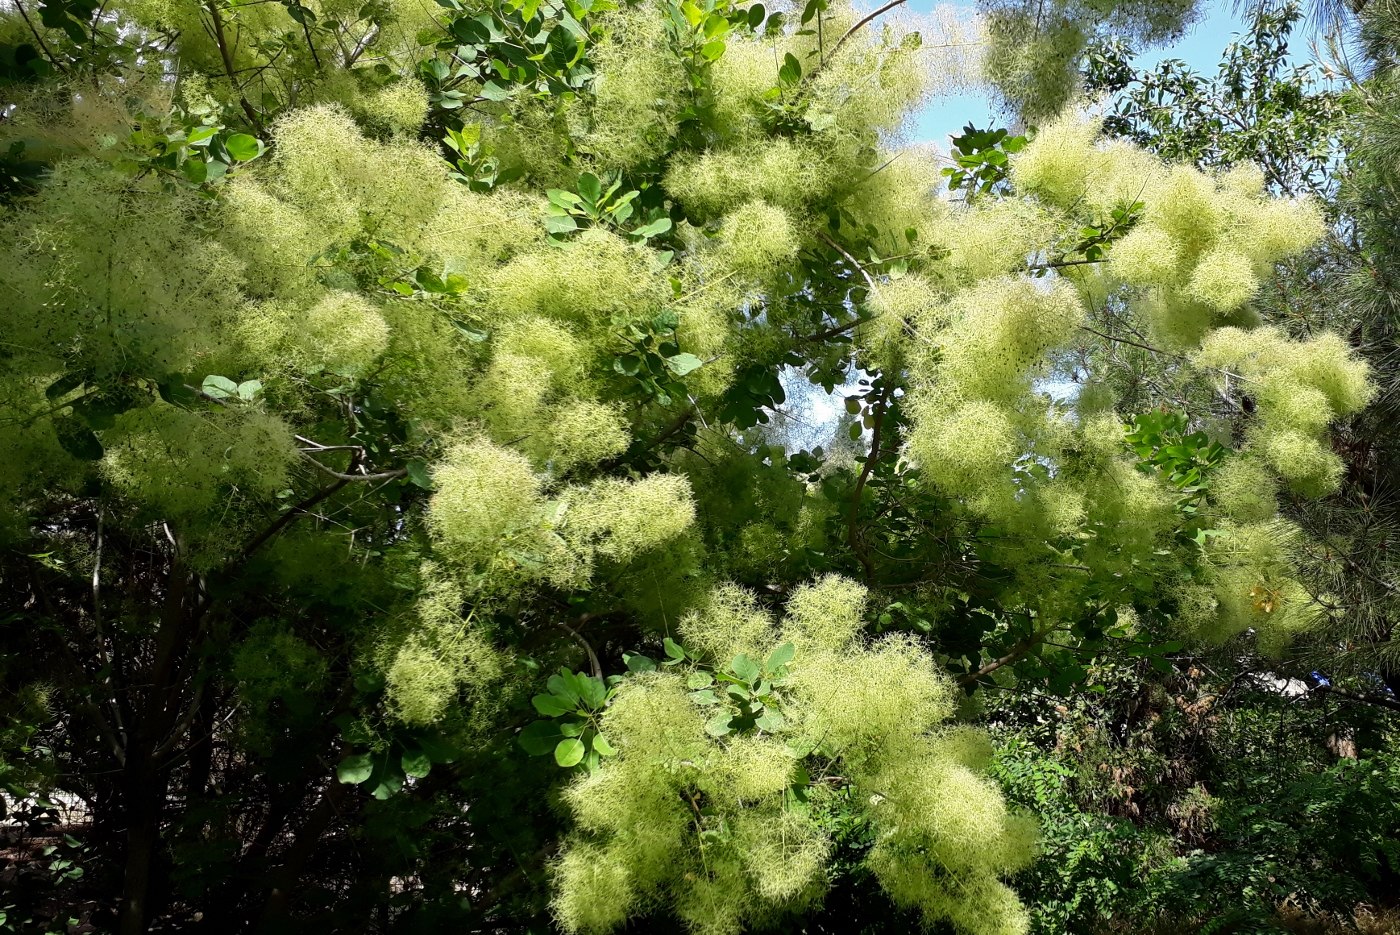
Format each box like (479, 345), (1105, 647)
(665, 353), (704, 376)
(401, 749), (432, 779)
(225, 133), (262, 162)
(336, 753), (373, 785)
(554, 737), (586, 767)
(705, 714), (733, 737)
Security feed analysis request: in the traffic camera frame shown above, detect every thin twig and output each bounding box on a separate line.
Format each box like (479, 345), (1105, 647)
(847, 382), (893, 583)
(299, 451), (407, 482)
(13, 0), (67, 73)
(559, 621), (603, 681)
(830, 0), (908, 59)
(1312, 683), (1400, 713)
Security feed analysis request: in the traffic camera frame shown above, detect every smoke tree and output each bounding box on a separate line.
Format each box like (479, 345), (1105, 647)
(0, 0), (1375, 932)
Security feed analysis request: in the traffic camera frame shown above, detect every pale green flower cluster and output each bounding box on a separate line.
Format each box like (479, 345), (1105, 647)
(426, 439), (696, 591)
(1014, 115), (1325, 347)
(377, 568), (505, 727)
(1197, 327), (1373, 496)
(554, 578), (1034, 935)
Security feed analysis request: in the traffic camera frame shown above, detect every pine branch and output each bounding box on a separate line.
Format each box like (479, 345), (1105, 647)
(1312, 683), (1400, 713)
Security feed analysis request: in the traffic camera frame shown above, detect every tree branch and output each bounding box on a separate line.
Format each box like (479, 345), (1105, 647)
(847, 383), (893, 583)
(558, 620), (603, 681)
(241, 477), (351, 557)
(204, 0), (264, 132)
(830, 0), (908, 59)
(958, 624), (1057, 687)
(817, 231), (883, 300)
(299, 451), (407, 482)
(1312, 683), (1400, 713)
(12, 0), (67, 74)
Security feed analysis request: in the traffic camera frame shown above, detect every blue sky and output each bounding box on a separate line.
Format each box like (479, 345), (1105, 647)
(913, 0), (1254, 147)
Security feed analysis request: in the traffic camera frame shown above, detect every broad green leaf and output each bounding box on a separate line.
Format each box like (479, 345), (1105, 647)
(779, 52), (801, 86)
(406, 460), (433, 489)
(766, 642), (795, 671)
(554, 737), (586, 767)
(686, 670), (714, 689)
(54, 417), (103, 461)
(755, 709), (785, 732)
(518, 719), (564, 755)
(547, 670), (582, 705)
(730, 653), (760, 682)
(201, 375), (238, 399)
(578, 674), (607, 710)
(371, 771), (403, 800)
(336, 753), (373, 785)
(663, 636), (686, 660)
(532, 693), (573, 717)
(631, 217), (672, 239)
(704, 714), (733, 737)
(44, 372), (84, 402)
(545, 213), (579, 235)
(592, 733), (617, 757)
(401, 749), (432, 779)
(665, 353), (703, 376)
(225, 133), (262, 162)
(576, 172), (602, 204)
(624, 652), (658, 673)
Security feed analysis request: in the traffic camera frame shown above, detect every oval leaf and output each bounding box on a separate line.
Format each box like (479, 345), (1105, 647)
(518, 720), (564, 756)
(554, 737), (586, 767)
(225, 133), (261, 162)
(401, 749), (432, 779)
(532, 693), (573, 717)
(336, 753), (373, 785)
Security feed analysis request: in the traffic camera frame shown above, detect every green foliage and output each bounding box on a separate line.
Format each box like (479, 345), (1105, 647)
(1086, 0), (1348, 200)
(0, 0), (1385, 932)
(518, 667), (617, 769)
(943, 123), (1031, 198)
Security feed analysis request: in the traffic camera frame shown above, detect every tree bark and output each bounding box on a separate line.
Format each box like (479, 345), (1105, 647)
(257, 780), (353, 929)
(117, 748), (166, 935)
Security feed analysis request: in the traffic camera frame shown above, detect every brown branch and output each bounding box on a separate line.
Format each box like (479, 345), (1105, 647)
(241, 477), (351, 557)
(829, 0), (908, 59)
(600, 405), (696, 470)
(847, 382), (893, 583)
(817, 230), (882, 299)
(204, 0), (264, 133)
(1027, 256), (1108, 271)
(299, 451), (407, 482)
(958, 624), (1057, 687)
(1312, 683), (1400, 713)
(12, 0), (67, 73)
(1078, 324), (1189, 361)
(800, 316), (867, 343)
(296, 9), (322, 70)
(559, 621), (603, 681)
